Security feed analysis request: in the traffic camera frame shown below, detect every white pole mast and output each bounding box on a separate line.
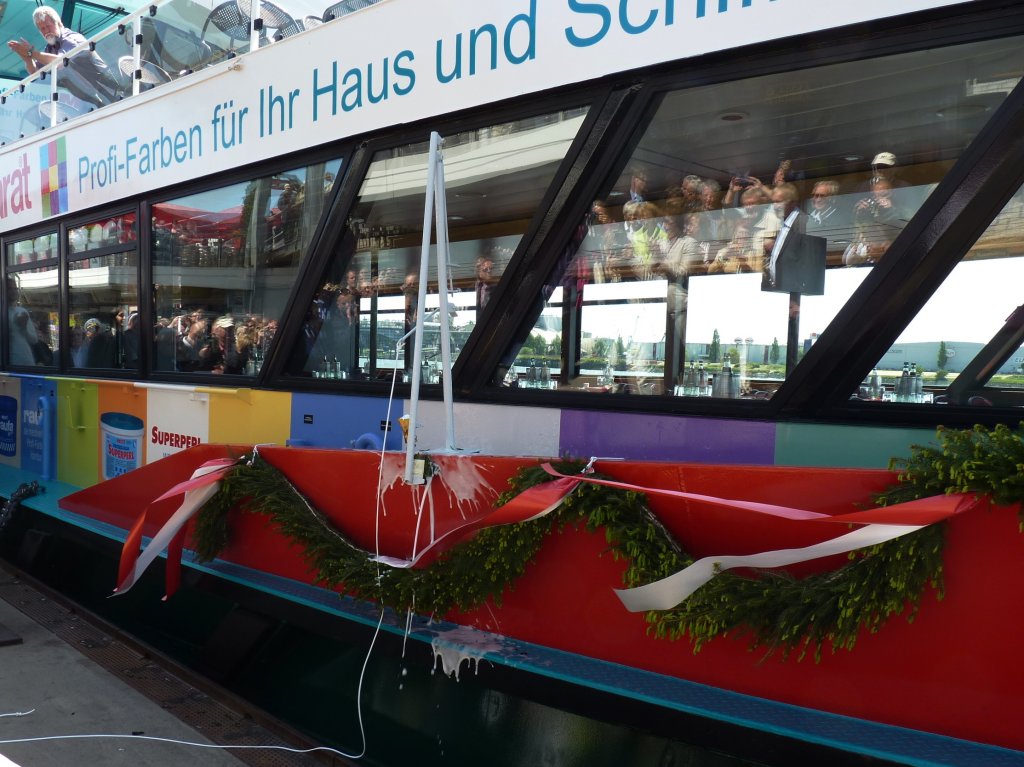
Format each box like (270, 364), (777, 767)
(405, 132), (456, 482)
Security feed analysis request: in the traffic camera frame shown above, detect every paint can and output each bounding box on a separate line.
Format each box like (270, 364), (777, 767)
(100, 412), (144, 479)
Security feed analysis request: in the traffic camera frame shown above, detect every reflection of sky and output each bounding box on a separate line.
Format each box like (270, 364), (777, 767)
(894, 257), (1024, 344)
(573, 256), (1024, 349)
(688, 271), (863, 345)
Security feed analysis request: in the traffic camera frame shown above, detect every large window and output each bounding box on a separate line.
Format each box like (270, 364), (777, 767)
(495, 37), (1023, 398)
(852, 183), (1024, 408)
(6, 232), (59, 368)
(151, 157), (340, 375)
(285, 109), (589, 383)
(67, 212), (139, 370)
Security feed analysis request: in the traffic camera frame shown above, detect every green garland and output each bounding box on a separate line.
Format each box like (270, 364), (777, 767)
(880, 423), (1024, 526)
(191, 424), (1024, 662)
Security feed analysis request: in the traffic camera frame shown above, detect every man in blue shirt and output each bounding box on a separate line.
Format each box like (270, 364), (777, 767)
(7, 6), (120, 107)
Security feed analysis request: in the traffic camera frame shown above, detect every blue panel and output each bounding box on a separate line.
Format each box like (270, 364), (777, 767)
(19, 376), (57, 480)
(289, 393), (403, 451)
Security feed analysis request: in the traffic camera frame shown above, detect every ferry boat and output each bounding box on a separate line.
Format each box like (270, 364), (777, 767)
(1, 0), (1024, 764)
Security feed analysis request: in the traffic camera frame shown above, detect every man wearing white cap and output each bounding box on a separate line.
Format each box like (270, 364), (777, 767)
(860, 151), (909, 191)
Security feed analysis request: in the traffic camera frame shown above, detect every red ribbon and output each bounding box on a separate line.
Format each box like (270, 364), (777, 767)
(115, 458), (239, 599)
(540, 463), (978, 525)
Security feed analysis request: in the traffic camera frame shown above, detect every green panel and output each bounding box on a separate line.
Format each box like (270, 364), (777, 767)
(57, 379), (100, 488)
(774, 422), (937, 469)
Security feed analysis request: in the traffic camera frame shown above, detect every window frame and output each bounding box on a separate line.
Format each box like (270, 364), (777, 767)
(3, 224), (62, 371)
(139, 144), (352, 384)
(451, 1), (1024, 427)
(265, 86), (615, 393)
(63, 208), (141, 375)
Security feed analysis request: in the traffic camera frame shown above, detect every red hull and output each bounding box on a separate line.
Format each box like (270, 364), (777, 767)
(59, 444), (1024, 751)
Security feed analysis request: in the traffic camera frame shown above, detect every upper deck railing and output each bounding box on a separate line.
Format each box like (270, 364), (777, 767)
(0, 0), (380, 146)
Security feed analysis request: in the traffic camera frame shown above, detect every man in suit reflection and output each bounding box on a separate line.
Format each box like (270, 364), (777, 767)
(475, 256), (496, 311)
(762, 183), (803, 291)
(761, 183), (826, 295)
(310, 288), (358, 377)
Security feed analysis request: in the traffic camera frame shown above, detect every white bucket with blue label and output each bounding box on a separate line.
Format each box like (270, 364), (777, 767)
(101, 412), (144, 479)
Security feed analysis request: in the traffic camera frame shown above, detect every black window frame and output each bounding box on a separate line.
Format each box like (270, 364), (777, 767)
(62, 206), (141, 376)
(3, 224), (61, 371)
(450, 0), (1024, 429)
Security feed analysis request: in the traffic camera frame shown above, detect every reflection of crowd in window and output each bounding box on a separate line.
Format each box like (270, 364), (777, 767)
(579, 152), (916, 292)
(153, 309), (276, 375)
(547, 150), (925, 395)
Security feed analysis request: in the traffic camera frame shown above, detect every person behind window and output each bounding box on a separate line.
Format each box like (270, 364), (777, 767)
(83, 318), (116, 368)
(276, 180), (303, 247)
(69, 325), (87, 367)
(112, 309), (125, 365)
(723, 174), (761, 209)
(732, 186), (773, 273)
(761, 183), (805, 291)
(209, 315), (246, 374)
(582, 199), (626, 284)
(859, 151), (909, 192)
(654, 208), (701, 337)
(7, 279), (37, 367)
(475, 256), (496, 311)
(177, 319), (211, 372)
(679, 175), (704, 212)
(31, 318), (53, 366)
(694, 179), (729, 263)
(623, 201), (667, 280)
(7, 7), (120, 107)
(773, 159), (794, 186)
(807, 180), (841, 230)
(722, 161), (790, 209)
(310, 288), (359, 378)
(708, 217), (757, 274)
(629, 167), (649, 203)
(153, 317), (176, 370)
(122, 312), (140, 368)
(846, 178), (908, 266)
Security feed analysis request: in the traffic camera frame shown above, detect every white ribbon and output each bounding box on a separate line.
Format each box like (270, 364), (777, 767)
(114, 464), (226, 595)
(615, 523), (921, 612)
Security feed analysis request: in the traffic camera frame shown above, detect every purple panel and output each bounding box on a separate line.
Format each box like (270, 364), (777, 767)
(559, 410), (775, 465)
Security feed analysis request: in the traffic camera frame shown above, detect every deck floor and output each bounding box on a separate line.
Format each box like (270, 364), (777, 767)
(0, 564), (336, 767)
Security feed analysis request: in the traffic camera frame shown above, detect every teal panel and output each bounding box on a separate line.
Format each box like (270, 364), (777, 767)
(774, 422), (937, 469)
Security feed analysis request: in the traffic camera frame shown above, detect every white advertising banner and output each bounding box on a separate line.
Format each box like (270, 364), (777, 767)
(145, 388), (210, 462)
(0, 0), (974, 231)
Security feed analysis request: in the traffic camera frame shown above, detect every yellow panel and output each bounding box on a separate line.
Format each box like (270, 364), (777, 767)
(206, 389), (291, 446)
(57, 379), (100, 488)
